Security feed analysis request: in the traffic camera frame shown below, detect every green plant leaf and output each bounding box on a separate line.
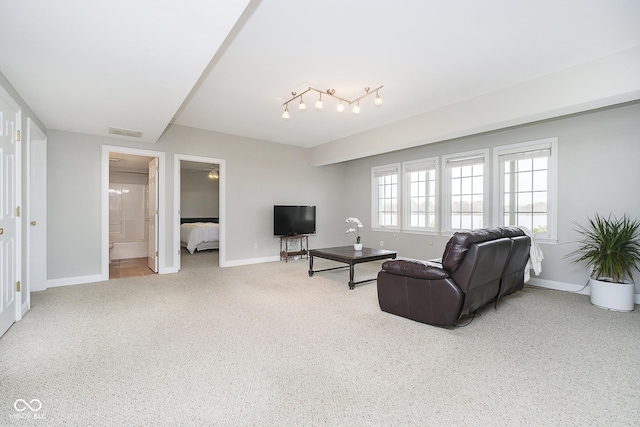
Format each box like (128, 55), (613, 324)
(565, 213), (640, 283)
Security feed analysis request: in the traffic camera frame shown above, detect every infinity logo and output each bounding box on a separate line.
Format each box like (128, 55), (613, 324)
(14, 399), (42, 412)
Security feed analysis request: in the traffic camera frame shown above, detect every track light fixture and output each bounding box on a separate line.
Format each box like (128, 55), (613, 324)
(281, 85), (383, 119)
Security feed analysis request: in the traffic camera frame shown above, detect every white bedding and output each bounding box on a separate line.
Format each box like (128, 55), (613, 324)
(181, 222), (219, 254)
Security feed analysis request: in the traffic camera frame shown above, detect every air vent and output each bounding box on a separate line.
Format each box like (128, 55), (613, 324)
(108, 127), (143, 138)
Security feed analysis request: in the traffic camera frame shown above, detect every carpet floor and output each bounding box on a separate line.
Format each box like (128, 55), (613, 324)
(1, 250), (639, 426)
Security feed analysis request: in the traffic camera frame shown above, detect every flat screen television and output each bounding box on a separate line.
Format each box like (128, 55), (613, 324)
(274, 205), (316, 236)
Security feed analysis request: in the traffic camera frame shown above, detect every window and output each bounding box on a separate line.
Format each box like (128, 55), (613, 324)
(371, 164), (400, 230)
(369, 139), (557, 241)
(443, 150), (489, 232)
(494, 138), (558, 242)
(403, 158), (438, 232)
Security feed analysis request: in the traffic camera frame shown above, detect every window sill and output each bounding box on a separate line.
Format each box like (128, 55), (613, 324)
(401, 229), (439, 236)
(535, 237), (558, 245)
(371, 227), (401, 233)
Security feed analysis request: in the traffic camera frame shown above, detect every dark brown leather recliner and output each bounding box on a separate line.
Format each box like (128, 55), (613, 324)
(377, 227), (531, 326)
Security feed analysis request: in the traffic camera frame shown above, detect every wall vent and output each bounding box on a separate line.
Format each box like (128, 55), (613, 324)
(108, 127), (143, 138)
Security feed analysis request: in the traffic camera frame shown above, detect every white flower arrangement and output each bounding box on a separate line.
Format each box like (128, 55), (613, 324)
(345, 217), (363, 244)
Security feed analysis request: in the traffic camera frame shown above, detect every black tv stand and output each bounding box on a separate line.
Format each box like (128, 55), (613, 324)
(280, 235), (309, 262)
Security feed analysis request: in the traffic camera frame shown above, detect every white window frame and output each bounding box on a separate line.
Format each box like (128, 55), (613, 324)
(442, 149), (490, 233)
(402, 157), (438, 234)
(371, 163), (401, 231)
(493, 137), (558, 243)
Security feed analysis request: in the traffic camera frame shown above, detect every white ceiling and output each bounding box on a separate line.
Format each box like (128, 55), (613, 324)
(1, 0), (639, 153)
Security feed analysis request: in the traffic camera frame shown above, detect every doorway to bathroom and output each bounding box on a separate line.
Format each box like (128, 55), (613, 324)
(102, 146), (164, 280)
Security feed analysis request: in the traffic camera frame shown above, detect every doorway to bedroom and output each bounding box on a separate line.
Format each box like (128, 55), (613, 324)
(175, 155), (225, 271)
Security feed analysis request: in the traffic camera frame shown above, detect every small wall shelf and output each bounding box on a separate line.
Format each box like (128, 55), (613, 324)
(280, 235), (309, 262)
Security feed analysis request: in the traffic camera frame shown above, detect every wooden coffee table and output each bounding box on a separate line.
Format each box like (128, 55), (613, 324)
(308, 246), (397, 289)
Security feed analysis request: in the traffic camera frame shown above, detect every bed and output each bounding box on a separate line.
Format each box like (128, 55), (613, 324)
(180, 218), (219, 254)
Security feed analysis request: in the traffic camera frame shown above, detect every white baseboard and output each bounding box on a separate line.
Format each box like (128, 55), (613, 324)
(42, 258), (280, 288)
(21, 300), (30, 317)
(224, 255), (280, 267)
(47, 274), (107, 288)
(44, 268), (180, 289)
(527, 278), (640, 304)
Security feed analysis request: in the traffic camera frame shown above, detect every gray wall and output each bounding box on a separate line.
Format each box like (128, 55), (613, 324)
(47, 125), (347, 280)
(8, 63), (640, 291)
(342, 101), (640, 291)
(180, 169), (219, 218)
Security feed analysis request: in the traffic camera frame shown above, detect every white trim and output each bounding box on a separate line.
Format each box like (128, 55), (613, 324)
(174, 154), (226, 268)
(102, 145), (166, 278)
(16, 109), (23, 321)
(225, 256), (280, 267)
(21, 300), (29, 317)
(47, 274), (105, 288)
(24, 118), (47, 303)
(526, 278), (590, 295)
(527, 277), (640, 304)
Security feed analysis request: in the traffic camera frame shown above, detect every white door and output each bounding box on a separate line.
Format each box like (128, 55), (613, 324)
(28, 121), (47, 293)
(0, 89), (20, 337)
(147, 158), (158, 272)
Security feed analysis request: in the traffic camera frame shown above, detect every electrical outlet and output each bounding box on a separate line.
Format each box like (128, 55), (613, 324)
(380, 240), (384, 247)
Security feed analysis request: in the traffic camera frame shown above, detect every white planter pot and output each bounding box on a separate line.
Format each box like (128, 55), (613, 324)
(589, 278), (635, 312)
(354, 243), (363, 251)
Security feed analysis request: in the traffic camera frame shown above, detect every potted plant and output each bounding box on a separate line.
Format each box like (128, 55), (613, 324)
(346, 217), (363, 250)
(567, 213), (640, 312)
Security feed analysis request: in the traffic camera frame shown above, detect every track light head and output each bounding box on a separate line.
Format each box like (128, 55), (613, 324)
(375, 90), (383, 106)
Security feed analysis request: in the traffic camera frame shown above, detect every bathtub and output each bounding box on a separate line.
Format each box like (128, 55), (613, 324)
(110, 240), (148, 260)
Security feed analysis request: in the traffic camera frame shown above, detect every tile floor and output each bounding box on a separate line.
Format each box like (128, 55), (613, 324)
(109, 257), (155, 279)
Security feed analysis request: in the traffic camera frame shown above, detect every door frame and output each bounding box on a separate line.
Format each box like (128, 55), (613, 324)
(147, 158), (159, 272)
(102, 145), (165, 278)
(24, 118), (47, 314)
(174, 154), (226, 269)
